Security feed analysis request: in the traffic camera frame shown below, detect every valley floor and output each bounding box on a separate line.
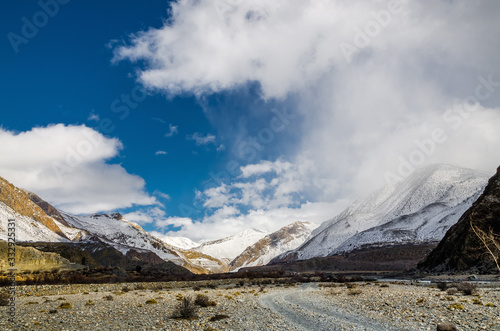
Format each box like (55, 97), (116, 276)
(1, 281), (499, 330)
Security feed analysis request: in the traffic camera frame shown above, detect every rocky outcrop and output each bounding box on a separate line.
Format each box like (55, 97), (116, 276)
(0, 240), (79, 272)
(0, 176), (67, 239)
(24, 190), (69, 227)
(419, 166), (500, 273)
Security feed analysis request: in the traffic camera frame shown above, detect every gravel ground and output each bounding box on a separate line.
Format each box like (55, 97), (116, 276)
(1, 282), (499, 330)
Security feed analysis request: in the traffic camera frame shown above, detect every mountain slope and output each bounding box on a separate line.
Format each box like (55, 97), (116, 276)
(276, 164), (488, 261)
(194, 228), (269, 263)
(58, 211), (227, 274)
(0, 176), (68, 239)
(230, 221), (317, 271)
(156, 235), (200, 250)
(419, 165), (500, 273)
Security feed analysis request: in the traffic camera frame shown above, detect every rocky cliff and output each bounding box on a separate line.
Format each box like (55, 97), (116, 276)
(419, 165), (500, 273)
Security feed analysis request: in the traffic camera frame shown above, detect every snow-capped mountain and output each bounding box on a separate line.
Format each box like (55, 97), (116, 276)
(194, 228), (269, 263)
(58, 211), (228, 274)
(230, 221), (317, 271)
(0, 201), (69, 243)
(276, 164), (488, 261)
(156, 235), (199, 250)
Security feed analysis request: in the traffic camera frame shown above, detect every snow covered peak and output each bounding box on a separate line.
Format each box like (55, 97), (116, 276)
(156, 235), (200, 250)
(286, 164), (489, 260)
(195, 228), (269, 261)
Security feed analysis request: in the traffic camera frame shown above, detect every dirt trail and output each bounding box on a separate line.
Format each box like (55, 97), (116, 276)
(259, 283), (404, 331)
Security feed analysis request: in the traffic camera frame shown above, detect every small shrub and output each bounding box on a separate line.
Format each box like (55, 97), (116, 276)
(447, 303), (464, 310)
(209, 314), (229, 322)
(83, 292), (89, 295)
(193, 286), (201, 291)
(195, 294), (216, 307)
(0, 293), (10, 306)
(58, 302), (72, 309)
(146, 299), (158, 304)
(379, 284), (389, 288)
(122, 286), (131, 293)
(25, 301), (39, 305)
(206, 284), (217, 289)
(456, 282), (477, 296)
(171, 296), (197, 319)
(436, 282), (448, 291)
(416, 298), (425, 304)
(104, 295), (113, 301)
(56, 297), (66, 300)
(136, 284), (145, 290)
(85, 300), (94, 306)
(349, 289), (362, 295)
(204, 327), (219, 331)
(48, 309), (58, 314)
(446, 288), (458, 295)
(445, 296), (455, 301)
(485, 303), (496, 307)
(345, 283), (357, 289)
(472, 298), (483, 305)
(225, 295), (234, 300)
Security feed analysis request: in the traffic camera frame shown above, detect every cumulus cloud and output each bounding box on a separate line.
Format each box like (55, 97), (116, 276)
(0, 124), (157, 214)
(124, 207), (166, 225)
(116, 0), (500, 239)
(155, 150), (167, 156)
(187, 132), (216, 145)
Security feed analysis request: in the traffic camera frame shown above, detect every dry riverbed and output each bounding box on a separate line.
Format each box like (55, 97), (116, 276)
(1, 281), (499, 330)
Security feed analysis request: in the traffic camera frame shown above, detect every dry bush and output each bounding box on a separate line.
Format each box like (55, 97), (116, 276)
(456, 282), (477, 296)
(348, 289), (362, 295)
(446, 288), (458, 295)
(328, 289), (342, 296)
(209, 314), (229, 322)
(0, 293), (10, 306)
(172, 296), (198, 319)
(122, 286), (131, 293)
(58, 302), (72, 309)
(192, 286), (201, 291)
(195, 294), (216, 307)
(104, 295), (114, 301)
(436, 282), (449, 291)
(135, 284), (145, 290)
(345, 283), (357, 289)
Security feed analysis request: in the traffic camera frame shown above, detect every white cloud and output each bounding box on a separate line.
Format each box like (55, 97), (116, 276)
(165, 124), (178, 137)
(187, 132), (216, 145)
(124, 207), (166, 225)
(154, 190), (171, 201)
(155, 150), (167, 156)
(87, 112), (100, 122)
(116, 0), (500, 239)
(0, 124), (157, 214)
(217, 144), (226, 152)
(239, 159), (291, 178)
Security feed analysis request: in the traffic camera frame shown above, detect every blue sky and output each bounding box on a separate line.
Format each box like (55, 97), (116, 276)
(1, 0), (499, 240)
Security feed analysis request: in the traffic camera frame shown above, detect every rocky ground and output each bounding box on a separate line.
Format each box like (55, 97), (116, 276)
(1, 281), (499, 330)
